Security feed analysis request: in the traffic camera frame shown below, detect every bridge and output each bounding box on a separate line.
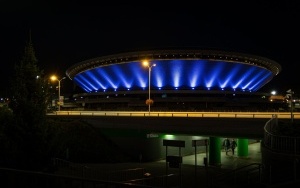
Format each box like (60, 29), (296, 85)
(47, 111), (300, 139)
(47, 110), (300, 182)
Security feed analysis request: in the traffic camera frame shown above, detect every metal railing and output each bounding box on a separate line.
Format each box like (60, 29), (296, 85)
(123, 173), (179, 187)
(53, 158), (146, 182)
(264, 116), (300, 154)
(0, 167), (154, 188)
(48, 111), (300, 119)
(262, 115), (300, 185)
(52, 158), (179, 187)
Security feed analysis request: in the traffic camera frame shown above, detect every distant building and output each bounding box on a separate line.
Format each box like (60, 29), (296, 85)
(65, 49), (282, 111)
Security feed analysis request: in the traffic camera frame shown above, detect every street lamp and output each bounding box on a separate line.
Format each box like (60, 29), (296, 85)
(143, 60), (156, 115)
(286, 89), (294, 123)
(50, 75), (66, 111)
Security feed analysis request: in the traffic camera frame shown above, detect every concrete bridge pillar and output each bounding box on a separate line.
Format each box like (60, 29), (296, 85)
(237, 138), (248, 157)
(208, 137), (221, 166)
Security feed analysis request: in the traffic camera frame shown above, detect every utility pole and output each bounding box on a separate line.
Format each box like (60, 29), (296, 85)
(286, 89), (294, 124)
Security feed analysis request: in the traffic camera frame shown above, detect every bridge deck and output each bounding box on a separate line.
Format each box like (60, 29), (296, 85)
(47, 111), (300, 139)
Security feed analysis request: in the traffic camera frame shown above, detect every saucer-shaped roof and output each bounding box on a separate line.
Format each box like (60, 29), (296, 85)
(66, 49), (281, 93)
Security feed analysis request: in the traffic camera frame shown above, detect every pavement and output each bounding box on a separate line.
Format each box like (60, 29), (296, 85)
(84, 141), (262, 187)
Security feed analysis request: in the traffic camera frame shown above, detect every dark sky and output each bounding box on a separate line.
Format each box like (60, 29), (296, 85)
(1, 1), (299, 96)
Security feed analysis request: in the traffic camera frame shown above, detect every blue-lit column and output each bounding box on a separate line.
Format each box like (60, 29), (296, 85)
(237, 138), (248, 157)
(209, 137), (221, 166)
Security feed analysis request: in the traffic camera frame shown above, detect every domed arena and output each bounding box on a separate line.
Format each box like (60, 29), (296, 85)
(66, 49), (282, 111)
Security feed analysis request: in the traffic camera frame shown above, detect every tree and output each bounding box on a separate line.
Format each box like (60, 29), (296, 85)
(9, 36), (49, 123)
(7, 34), (51, 170)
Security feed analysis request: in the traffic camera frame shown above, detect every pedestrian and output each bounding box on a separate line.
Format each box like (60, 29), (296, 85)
(223, 138), (230, 155)
(231, 139), (237, 155)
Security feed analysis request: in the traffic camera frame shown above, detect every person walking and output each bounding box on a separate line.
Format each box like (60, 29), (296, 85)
(231, 139), (237, 155)
(223, 138), (231, 155)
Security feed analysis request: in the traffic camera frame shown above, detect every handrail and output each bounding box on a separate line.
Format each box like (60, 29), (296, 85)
(47, 111), (300, 119)
(264, 115), (300, 154)
(0, 167), (153, 187)
(123, 173), (179, 187)
(53, 158), (146, 182)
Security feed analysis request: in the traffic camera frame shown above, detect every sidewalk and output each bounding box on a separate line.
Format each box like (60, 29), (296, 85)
(85, 141), (262, 187)
(180, 140), (262, 169)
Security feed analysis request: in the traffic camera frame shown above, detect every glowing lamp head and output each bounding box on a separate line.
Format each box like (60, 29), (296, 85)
(143, 60), (149, 67)
(271, 90), (277, 95)
(50, 75), (58, 81)
(143, 60), (156, 68)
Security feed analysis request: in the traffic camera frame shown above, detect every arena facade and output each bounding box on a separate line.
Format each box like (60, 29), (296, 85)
(65, 49), (285, 111)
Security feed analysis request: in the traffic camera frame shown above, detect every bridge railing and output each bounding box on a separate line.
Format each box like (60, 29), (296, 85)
(264, 115), (300, 154)
(47, 111), (300, 119)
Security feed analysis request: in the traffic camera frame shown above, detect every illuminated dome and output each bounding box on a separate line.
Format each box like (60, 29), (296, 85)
(66, 49), (281, 93)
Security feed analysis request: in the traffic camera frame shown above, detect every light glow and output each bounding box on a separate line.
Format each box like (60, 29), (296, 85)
(73, 60), (274, 92)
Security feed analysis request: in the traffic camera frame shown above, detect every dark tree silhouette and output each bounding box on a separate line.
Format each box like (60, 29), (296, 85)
(6, 34), (51, 170)
(0, 33), (131, 172)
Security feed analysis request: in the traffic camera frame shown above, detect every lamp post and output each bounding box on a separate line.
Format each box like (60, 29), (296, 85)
(286, 89), (294, 124)
(143, 60), (156, 115)
(51, 75), (66, 111)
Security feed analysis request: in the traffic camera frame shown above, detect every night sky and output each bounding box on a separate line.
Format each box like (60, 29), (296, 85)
(1, 1), (299, 96)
